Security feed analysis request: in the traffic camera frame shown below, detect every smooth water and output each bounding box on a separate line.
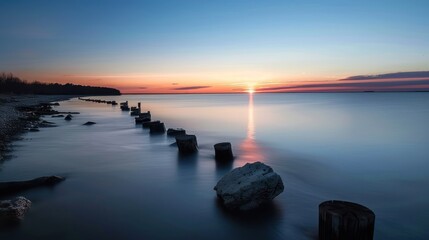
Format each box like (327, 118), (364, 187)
(1, 93), (428, 239)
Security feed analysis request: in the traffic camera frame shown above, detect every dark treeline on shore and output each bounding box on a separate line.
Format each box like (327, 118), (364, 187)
(0, 73), (121, 95)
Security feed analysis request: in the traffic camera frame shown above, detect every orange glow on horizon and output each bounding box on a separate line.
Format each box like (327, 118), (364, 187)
(10, 71), (429, 94)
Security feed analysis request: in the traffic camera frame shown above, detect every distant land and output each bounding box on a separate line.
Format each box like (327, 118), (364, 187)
(0, 73), (120, 95)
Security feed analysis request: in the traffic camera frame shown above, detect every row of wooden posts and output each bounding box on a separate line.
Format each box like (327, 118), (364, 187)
(79, 98), (234, 161)
(79, 98), (376, 240)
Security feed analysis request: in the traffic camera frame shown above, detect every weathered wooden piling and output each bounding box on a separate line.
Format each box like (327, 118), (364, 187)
(135, 111), (151, 123)
(319, 200), (375, 240)
(149, 122), (165, 134)
(167, 128), (186, 136)
(214, 142), (233, 161)
(142, 120), (161, 128)
(175, 134), (198, 154)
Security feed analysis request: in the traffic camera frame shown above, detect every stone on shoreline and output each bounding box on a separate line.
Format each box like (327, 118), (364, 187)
(214, 162), (284, 210)
(0, 197), (31, 222)
(0, 95), (72, 161)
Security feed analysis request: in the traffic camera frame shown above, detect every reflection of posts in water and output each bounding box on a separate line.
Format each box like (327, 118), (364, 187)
(240, 93), (263, 163)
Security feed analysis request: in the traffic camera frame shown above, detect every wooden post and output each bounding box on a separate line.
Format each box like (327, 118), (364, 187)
(319, 200), (375, 240)
(175, 134), (198, 154)
(149, 122), (165, 134)
(167, 128), (186, 136)
(142, 120), (160, 128)
(214, 142), (233, 161)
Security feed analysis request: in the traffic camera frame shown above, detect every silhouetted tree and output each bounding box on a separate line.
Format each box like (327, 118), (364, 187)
(0, 73), (120, 95)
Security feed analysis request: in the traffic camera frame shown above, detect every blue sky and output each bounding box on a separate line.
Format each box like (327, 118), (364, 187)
(1, 0), (428, 92)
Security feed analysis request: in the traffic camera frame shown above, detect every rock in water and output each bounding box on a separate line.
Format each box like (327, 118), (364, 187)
(0, 176), (65, 194)
(0, 197), (32, 221)
(214, 162), (284, 210)
(83, 121), (96, 126)
(64, 114), (72, 121)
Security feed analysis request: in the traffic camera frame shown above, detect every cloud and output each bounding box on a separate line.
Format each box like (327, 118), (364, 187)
(172, 86), (211, 90)
(138, 87), (147, 89)
(258, 79), (429, 92)
(171, 83), (179, 85)
(342, 71), (429, 80)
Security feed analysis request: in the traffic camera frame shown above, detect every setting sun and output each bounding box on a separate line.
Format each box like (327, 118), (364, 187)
(247, 84), (255, 94)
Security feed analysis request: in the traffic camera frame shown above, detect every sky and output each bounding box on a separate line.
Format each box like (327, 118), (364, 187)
(1, 0), (429, 93)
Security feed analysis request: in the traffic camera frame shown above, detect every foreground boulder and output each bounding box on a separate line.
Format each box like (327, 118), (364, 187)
(0, 176), (65, 195)
(0, 197), (31, 222)
(214, 162), (284, 210)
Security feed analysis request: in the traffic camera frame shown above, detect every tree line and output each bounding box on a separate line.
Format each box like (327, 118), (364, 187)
(0, 73), (120, 95)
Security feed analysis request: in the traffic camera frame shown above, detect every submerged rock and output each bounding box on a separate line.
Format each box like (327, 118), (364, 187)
(214, 162), (284, 210)
(64, 114), (72, 121)
(83, 121), (96, 126)
(39, 120), (56, 128)
(0, 197), (32, 221)
(0, 176), (65, 195)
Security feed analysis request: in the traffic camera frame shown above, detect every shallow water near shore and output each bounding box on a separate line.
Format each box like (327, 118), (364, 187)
(1, 93), (428, 239)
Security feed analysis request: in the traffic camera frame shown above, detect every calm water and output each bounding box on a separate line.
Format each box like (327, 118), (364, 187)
(1, 93), (428, 239)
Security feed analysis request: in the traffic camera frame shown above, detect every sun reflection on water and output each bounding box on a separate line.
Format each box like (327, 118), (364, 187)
(239, 93), (264, 163)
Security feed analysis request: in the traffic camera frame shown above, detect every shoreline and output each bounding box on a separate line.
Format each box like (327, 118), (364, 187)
(0, 95), (77, 161)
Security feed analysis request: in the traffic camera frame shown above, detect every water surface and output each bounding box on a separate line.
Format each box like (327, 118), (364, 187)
(1, 93), (428, 239)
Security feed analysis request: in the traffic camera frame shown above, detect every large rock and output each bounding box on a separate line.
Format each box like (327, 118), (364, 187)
(214, 162), (284, 210)
(0, 196), (32, 221)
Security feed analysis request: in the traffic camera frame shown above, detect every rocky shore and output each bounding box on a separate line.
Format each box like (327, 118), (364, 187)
(0, 94), (74, 161)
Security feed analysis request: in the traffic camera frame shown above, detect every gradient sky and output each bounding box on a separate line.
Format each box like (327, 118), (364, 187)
(1, 0), (429, 93)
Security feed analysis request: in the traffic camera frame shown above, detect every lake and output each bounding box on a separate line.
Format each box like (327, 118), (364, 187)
(1, 93), (428, 239)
